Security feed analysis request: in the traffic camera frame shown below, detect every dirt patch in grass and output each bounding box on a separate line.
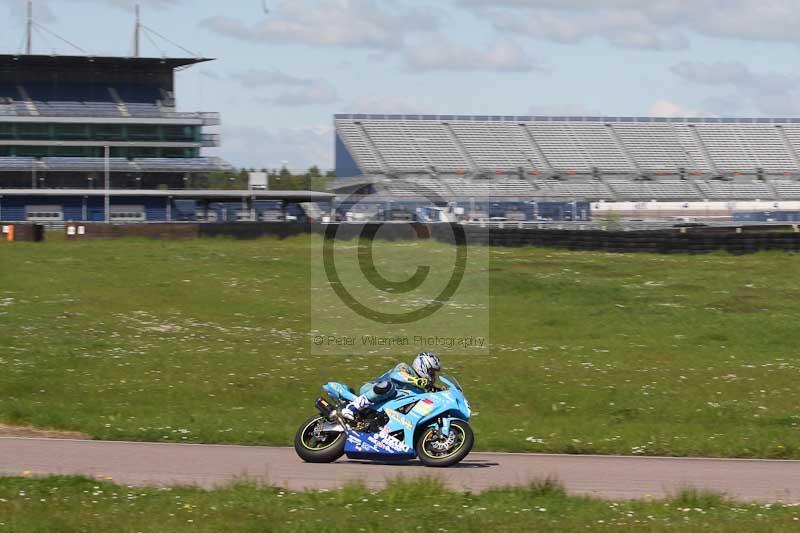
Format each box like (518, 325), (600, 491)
(0, 424), (91, 440)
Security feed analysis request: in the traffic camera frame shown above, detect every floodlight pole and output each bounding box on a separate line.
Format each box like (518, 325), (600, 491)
(26, 0), (33, 54)
(133, 4), (141, 57)
(104, 145), (110, 223)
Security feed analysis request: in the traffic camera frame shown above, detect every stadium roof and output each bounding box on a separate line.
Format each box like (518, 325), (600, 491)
(335, 114), (800, 124)
(0, 54), (212, 70)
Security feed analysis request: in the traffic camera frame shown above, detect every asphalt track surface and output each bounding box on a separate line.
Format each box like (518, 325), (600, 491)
(1, 437), (799, 502)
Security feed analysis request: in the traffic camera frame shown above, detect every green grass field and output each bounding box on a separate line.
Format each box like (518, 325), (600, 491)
(0, 476), (798, 532)
(1, 236), (799, 457)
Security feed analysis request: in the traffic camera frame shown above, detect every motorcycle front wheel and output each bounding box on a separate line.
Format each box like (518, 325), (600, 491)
(294, 415), (345, 463)
(416, 420), (474, 467)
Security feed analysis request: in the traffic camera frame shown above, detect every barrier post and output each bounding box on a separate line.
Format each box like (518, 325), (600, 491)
(6, 225), (14, 242)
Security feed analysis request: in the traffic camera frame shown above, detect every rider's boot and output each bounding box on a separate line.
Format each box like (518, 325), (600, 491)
(340, 394), (370, 420)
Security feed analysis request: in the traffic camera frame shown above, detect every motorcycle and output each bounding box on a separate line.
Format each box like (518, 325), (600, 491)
(294, 375), (474, 467)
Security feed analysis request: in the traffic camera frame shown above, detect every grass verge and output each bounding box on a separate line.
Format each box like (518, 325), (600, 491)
(1, 476), (799, 532)
(0, 236), (799, 457)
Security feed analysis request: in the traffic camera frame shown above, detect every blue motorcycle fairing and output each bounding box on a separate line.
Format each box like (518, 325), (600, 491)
(344, 429), (415, 461)
(323, 381), (357, 402)
(324, 375), (470, 460)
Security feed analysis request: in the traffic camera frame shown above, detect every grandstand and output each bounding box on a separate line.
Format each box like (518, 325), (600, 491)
(0, 54), (230, 190)
(0, 52), (335, 223)
(333, 115), (800, 203)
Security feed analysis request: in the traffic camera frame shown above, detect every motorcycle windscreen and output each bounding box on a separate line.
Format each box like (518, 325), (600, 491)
(344, 430), (415, 460)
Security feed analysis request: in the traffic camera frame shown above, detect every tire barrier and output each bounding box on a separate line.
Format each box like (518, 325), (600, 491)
(57, 222), (800, 255)
(431, 225), (800, 255)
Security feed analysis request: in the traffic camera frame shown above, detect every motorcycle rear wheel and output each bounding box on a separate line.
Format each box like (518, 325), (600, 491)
(416, 420), (474, 467)
(294, 415), (345, 463)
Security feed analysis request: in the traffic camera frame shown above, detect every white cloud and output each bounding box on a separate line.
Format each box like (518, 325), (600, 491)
(402, 36), (544, 73)
(527, 103), (601, 116)
(671, 61), (795, 93)
(269, 80), (339, 107)
(199, 0), (439, 49)
(485, 6), (688, 50)
(232, 69), (339, 107)
(458, 0), (800, 49)
(671, 61), (800, 115)
(214, 124), (333, 170)
(83, 0), (180, 9)
(343, 95), (424, 114)
(648, 99), (703, 117)
(4, 0), (179, 21)
(232, 69), (312, 88)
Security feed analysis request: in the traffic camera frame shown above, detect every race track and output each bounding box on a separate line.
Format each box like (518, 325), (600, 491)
(1, 437), (799, 502)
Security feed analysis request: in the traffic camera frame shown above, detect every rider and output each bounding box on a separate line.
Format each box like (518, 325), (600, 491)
(340, 352), (440, 420)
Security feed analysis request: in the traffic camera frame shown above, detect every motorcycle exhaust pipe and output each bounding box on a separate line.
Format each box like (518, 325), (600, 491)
(315, 397), (334, 417)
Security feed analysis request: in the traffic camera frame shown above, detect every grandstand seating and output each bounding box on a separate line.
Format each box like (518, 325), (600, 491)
(447, 121), (543, 172)
(527, 123), (593, 172)
(532, 179), (614, 199)
(377, 175), (452, 197)
(361, 120), (468, 172)
(778, 125), (800, 166)
(28, 101), (121, 117)
(695, 180), (772, 200)
(773, 180), (800, 199)
(336, 115), (800, 177)
(610, 122), (693, 172)
(0, 82), (176, 118)
(0, 156), (231, 173)
(694, 123), (795, 173)
(336, 120), (384, 172)
(127, 103), (167, 117)
(606, 179), (702, 200)
(444, 177), (536, 197)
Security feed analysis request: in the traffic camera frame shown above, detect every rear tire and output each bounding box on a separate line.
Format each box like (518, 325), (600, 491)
(416, 420), (474, 467)
(294, 415), (345, 463)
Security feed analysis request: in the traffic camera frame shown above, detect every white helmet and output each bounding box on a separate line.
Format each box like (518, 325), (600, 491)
(412, 352), (440, 381)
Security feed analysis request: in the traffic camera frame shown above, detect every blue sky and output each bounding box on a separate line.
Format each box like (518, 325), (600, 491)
(2, 0), (800, 170)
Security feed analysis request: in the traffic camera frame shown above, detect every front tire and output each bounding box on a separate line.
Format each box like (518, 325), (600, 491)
(416, 420), (474, 467)
(294, 415), (345, 463)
